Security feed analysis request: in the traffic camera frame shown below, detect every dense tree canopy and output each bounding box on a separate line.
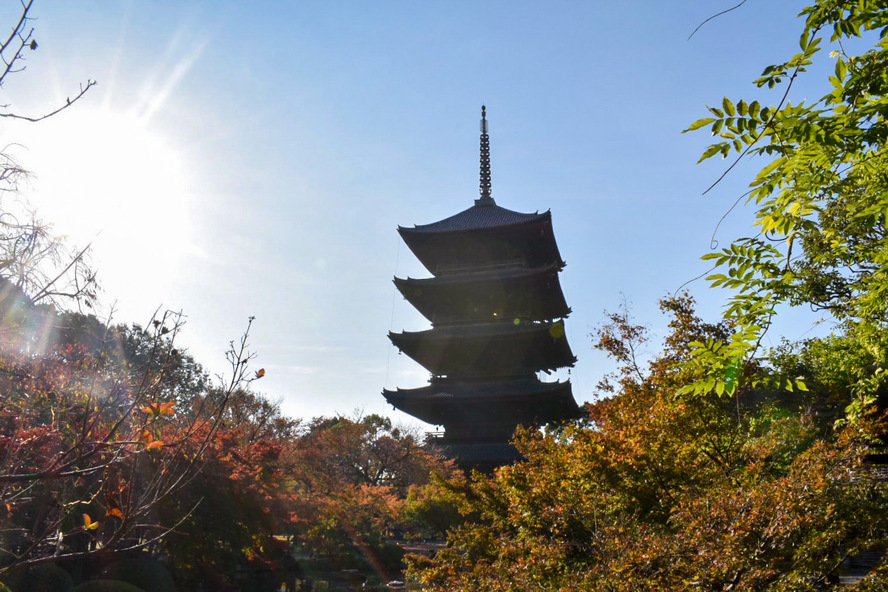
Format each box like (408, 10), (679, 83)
(407, 2), (888, 590)
(408, 297), (888, 591)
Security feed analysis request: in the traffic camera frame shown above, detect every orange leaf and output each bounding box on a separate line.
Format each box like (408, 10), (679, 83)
(106, 507), (123, 519)
(255, 368), (266, 379)
(146, 440), (164, 450)
(159, 401), (176, 415)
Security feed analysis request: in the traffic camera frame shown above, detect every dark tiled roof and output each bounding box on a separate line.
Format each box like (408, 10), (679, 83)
(388, 319), (576, 376)
(392, 319), (568, 340)
(393, 264), (571, 325)
(400, 203), (550, 234)
(385, 377), (573, 401)
(382, 378), (582, 427)
(395, 262), (563, 285)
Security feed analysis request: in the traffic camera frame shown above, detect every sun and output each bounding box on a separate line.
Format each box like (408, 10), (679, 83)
(11, 105), (195, 318)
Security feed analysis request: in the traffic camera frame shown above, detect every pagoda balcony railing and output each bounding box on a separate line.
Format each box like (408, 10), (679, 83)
(436, 258), (527, 275)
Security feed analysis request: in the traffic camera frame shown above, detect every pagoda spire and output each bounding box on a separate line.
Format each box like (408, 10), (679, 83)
(476, 105), (495, 206)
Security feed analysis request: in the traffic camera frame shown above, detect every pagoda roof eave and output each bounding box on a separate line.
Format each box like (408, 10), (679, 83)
(397, 211), (563, 276)
(391, 319), (569, 340)
(394, 262), (564, 285)
(388, 320), (576, 376)
(385, 377), (574, 400)
(393, 265), (571, 324)
(398, 205), (551, 235)
(382, 378), (582, 426)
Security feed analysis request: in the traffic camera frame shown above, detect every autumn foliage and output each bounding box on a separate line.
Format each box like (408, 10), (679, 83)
(0, 286), (452, 591)
(0, 290), (258, 576)
(408, 296), (888, 591)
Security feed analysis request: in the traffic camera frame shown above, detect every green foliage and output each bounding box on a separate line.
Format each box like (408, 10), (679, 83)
(771, 330), (888, 430)
(679, 1), (888, 416)
(402, 473), (466, 540)
(686, 0), (888, 325)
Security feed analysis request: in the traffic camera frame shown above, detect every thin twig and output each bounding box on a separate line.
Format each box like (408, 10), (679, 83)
(688, 0), (749, 41)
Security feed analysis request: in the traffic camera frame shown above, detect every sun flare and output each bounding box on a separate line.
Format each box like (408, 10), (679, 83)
(11, 106), (195, 317)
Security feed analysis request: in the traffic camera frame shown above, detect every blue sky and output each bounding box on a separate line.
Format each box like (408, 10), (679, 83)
(2, 1), (833, 425)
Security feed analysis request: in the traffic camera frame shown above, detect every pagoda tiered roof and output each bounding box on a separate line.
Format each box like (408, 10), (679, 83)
(389, 320), (576, 377)
(400, 202), (549, 234)
(393, 263), (570, 324)
(398, 205), (563, 275)
(383, 377), (580, 429)
(384, 106), (581, 470)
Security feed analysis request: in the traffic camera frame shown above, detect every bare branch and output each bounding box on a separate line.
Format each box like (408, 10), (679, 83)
(0, 79), (96, 122)
(688, 0), (749, 41)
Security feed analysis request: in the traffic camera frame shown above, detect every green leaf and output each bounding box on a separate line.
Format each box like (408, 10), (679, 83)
(722, 97), (736, 117)
(749, 100), (761, 118)
(835, 57), (847, 81)
(698, 144), (723, 163)
(684, 117), (717, 132)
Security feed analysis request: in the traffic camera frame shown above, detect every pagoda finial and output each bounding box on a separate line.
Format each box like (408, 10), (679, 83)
(476, 105), (495, 206)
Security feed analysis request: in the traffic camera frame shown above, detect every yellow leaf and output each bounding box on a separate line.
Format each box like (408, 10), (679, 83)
(83, 514), (99, 530)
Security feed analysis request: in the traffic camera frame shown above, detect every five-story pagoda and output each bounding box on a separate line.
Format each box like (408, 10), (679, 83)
(384, 107), (581, 470)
